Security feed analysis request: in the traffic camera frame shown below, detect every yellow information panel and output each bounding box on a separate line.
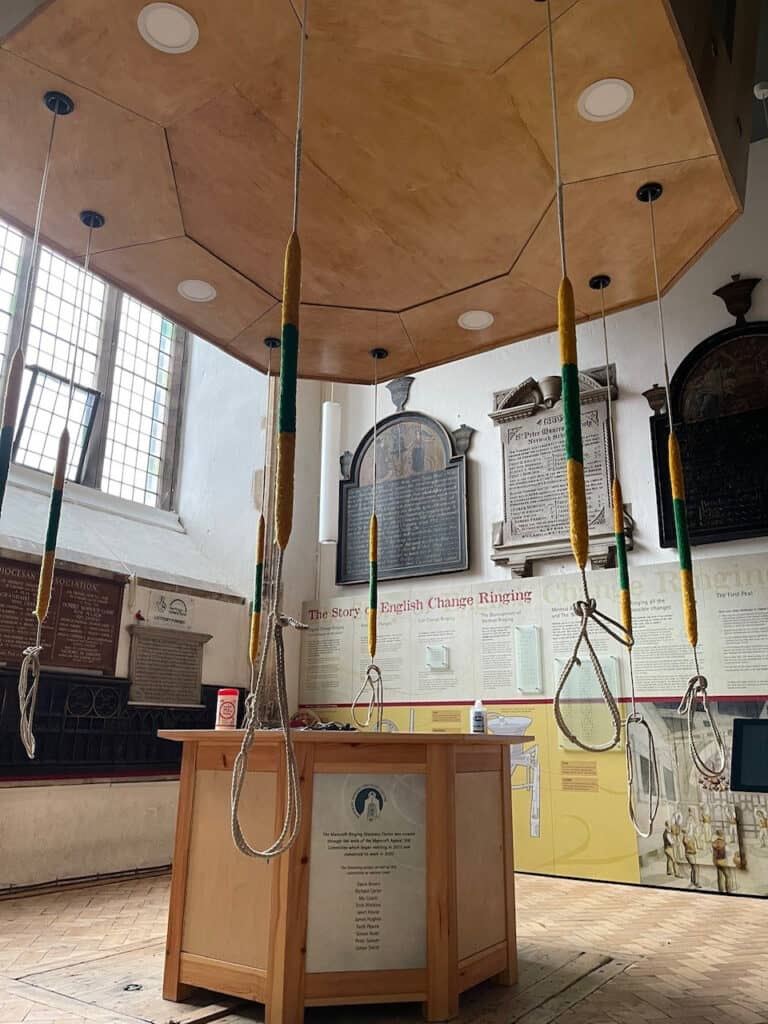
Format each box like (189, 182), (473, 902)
(301, 555), (768, 897)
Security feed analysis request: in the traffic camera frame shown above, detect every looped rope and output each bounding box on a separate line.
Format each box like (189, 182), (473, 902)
(18, 642), (43, 759)
(677, 674), (727, 781)
(231, 547), (308, 859)
(625, 711), (660, 838)
(351, 663), (384, 732)
(553, 582), (632, 753)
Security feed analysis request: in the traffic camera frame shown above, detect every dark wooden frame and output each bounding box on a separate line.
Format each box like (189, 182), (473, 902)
(650, 321), (768, 549)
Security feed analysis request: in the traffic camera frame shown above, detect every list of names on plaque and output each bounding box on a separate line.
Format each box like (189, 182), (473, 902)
(305, 773), (426, 973)
(503, 406), (609, 541)
(341, 469), (465, 583)
(128, 625), (210, 706)
(0, 558), (122, 673)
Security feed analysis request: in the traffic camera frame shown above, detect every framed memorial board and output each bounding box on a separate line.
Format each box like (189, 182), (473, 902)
(489, 368), (626, 575)
(649, 319), (768, 548)
(0, 557), (122, 674)
(336, 412), (469, 585)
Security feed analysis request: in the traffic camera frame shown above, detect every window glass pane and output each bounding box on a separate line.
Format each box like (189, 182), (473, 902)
(103, 296), (175, 507)
(25, 246), (105, 386)
(0, 218), (24, 373)
(13, 369), (97, 479)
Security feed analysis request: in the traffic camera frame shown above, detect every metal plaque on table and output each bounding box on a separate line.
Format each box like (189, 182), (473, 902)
(127, 624), (211, 707)
(0, 557), (122, 673)
(336, 412), (470, 585)
(489, 368), (628, 576)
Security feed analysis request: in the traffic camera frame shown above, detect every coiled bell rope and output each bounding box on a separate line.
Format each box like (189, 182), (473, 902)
(19, 210), (103, 758)
(351, 349), (385, 731)
(640, 182), (727, 783)
(230, 0), (310, 859)
(591, 274), (660, 836)
(542, 0), (631, 752)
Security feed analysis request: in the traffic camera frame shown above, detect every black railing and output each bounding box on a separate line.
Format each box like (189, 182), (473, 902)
(0, 670), (223, 777)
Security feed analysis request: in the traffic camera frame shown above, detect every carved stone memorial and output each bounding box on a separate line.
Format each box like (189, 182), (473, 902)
(0, 556), (122, 673)
(127, 624), (211, 707)
(646, 275), (768, 547)
(337, 408), (473, 585)
(489, 368), (631, 576)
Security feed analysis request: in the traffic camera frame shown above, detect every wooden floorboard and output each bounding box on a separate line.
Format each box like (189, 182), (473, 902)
(0, 872), (766, 1023)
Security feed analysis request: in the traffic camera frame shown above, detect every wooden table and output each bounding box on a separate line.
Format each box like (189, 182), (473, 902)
(159, 729), (532, 1023)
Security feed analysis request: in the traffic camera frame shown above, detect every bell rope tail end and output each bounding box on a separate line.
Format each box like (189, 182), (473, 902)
(368, 513), (377, 660)
(248, 513), (265, 665)
(612, 478), (632, 637)
(668, 432), (697, 647)
(0, 347), (24, 516)
(35, 428), (68, 623)
(275, 232), (300, 551)
(559, 277), (588, 569)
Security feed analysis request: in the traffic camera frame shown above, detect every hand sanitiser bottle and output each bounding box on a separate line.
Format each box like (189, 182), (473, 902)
(470, 699), (487, 734)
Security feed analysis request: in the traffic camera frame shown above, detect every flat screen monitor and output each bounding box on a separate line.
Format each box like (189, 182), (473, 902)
(730, 719), (768, 793)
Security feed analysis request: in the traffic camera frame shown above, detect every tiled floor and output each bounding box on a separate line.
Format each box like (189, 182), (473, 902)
(0, 872), (766, 1023)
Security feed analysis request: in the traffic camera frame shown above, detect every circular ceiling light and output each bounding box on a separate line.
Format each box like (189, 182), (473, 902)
(137, 3), (199, 54)
(577, 78), (634, 122)
(177, 279), (217, 302)
(457, 309), (494, 331)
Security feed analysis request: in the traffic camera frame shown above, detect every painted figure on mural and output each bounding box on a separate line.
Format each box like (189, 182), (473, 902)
(663, 821), (682, 878)
(712, 831), (732, 894)
(682, 830), (701, 889)
(671, 813), (685, 864)
(757, 809), (768, 848)
(701, 806), (713, 843)
(727, 808), (738, 845)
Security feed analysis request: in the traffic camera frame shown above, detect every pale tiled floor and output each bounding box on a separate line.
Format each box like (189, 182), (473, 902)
(0, 872), (766, 1023)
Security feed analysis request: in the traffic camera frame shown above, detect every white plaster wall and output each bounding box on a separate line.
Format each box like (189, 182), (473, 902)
(176, 338), (322, 708)
(317, 140), (768, 600)
(0, 780), (178, 889)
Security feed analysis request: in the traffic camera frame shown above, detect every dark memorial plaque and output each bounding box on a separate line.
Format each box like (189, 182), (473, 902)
(337, 412), (469, 584)
(0, 557), (122, 673)
(128, 624), (211, 706)
(648, 308), (768, 548)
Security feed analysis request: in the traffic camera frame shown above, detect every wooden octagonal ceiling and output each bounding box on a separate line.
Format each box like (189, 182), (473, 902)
(0, 0), (741, 383)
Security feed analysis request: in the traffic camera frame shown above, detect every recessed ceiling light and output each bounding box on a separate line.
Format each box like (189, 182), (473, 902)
(458, 309), (494, 331)
(577, 78), (634, 122)
(137, 3), (199, 54)
(177, 279), (216, 302)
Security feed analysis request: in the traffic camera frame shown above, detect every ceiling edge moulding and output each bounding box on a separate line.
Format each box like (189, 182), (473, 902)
(0, 0), (754, 382)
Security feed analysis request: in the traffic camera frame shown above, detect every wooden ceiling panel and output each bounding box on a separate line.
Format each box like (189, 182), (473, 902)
(4, 0), (297, 126)
(92, 237), (276, 345)
(0, 1), (749, 382)
(268, 48), (554, 296)
(499, 0), (716, 185)
(230, 306), (419, 384)
(401, 276), (567, 367)
(308, 0), (578, 72)
(512, 156), (739, 318)
(0, 52), (182, 254)
(168, 88), (447, 309)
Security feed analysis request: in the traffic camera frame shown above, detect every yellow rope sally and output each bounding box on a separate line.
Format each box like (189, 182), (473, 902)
(351, 351), (385, 731)
(543, 0), (630, 752)
(19, 209), (102, 758)
(640, 181), (725, 782)
(231, 2), (309, 860)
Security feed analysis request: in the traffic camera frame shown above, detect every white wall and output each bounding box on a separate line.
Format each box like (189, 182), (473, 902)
(317, 139), (768, 601)
(176, 337), (322, 708)
(0, 780), (178, 889)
